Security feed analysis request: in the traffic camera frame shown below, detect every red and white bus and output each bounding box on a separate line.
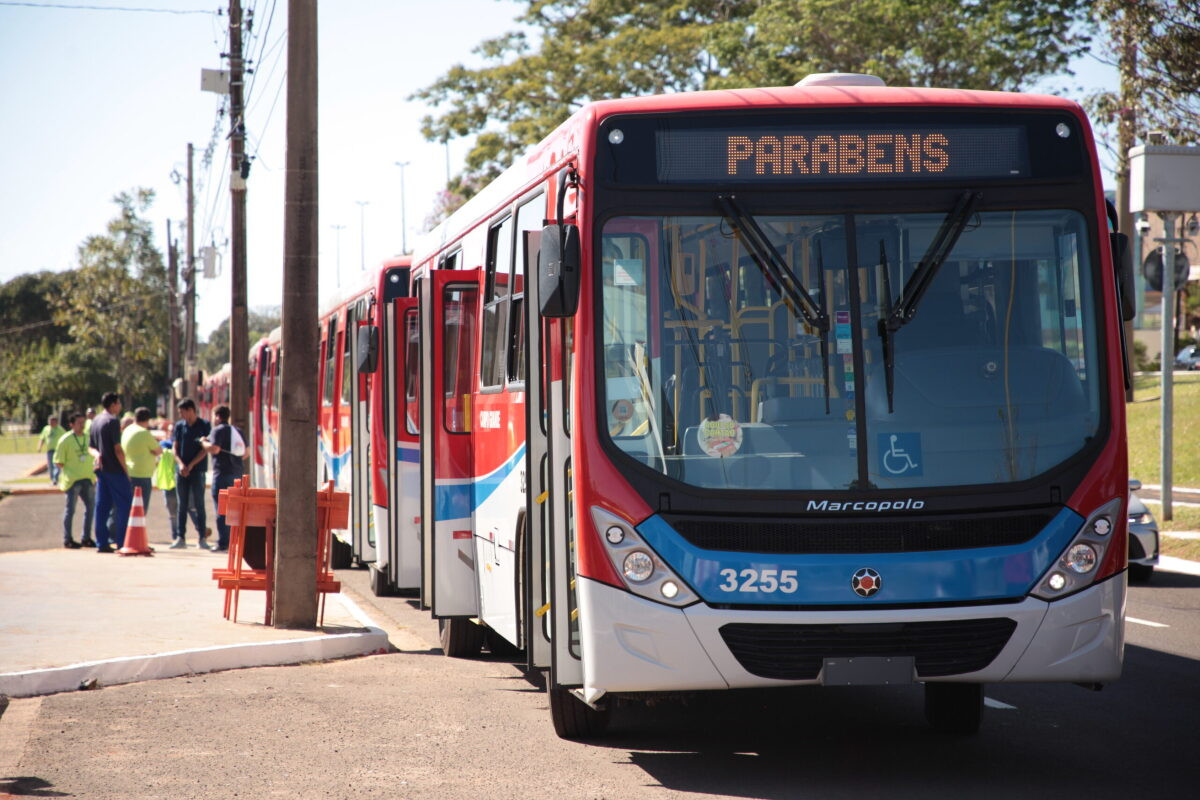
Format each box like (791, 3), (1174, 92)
(324, 74), (1138, 738)
(249, 257), (412, 571)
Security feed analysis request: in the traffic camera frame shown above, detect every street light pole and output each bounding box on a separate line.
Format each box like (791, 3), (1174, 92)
(394, 161), (409, 254)
(330, 224), (345, 288)
(355, 200), (369, 271)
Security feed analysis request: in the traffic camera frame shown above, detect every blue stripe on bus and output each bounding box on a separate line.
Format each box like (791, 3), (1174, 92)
(432, 445), (526, 523)
(396, 444), (420, 464)
(637, 508), (1084, 606)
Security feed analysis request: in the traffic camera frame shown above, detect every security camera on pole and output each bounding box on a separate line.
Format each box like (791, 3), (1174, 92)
(1129, 138), (1200, 521)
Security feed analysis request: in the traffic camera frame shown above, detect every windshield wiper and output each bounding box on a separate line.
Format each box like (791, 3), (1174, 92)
(877, 190), (981, 413)
(717, 194), (832, 413)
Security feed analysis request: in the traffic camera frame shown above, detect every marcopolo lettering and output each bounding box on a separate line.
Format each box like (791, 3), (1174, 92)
(727, 133), (950, 177)
(807, 498), (926, 512)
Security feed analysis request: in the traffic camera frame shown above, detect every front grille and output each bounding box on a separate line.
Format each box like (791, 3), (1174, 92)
(719, 618), (1018, 680)
(663, 509), (1058, 554)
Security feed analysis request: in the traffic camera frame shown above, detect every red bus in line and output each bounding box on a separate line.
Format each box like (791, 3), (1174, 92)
(248, 257), (412, 570)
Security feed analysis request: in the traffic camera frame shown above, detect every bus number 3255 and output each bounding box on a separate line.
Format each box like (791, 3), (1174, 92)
(718, 568), (799, 593)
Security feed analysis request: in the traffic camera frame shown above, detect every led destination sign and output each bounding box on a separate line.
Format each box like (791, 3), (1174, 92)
(655, 126), (1029, 183)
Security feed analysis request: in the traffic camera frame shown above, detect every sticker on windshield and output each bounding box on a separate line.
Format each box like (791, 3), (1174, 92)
(879, 433), (923, 477)
(612, 259), (644, 286)
(698, 414), (743, 458)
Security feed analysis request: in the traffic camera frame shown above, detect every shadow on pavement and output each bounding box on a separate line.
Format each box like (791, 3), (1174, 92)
(0, 776), (72, 798)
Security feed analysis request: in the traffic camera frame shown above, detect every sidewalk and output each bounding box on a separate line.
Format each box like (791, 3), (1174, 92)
(0, 490), (389, 698)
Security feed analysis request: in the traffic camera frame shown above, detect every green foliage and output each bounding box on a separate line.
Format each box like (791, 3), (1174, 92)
(413, 0), (1094, 212)
(1128, 372), (1200, 487)
(198, 307), (282, 374)
(0, 189), (170, 418)
(1088, 0), (1200, 155)
(706, 0), (1090, 90)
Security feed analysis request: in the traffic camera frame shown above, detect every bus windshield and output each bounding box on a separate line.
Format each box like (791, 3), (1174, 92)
(599, 208), (1101, 491)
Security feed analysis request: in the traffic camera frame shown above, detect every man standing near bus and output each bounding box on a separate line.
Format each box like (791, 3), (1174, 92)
(172, 398), (212, 550)
(37, 415), (62, 485)
(54, 412), (94, 549)
(200, 404), (245, 552)
(88, 392), (131, 553)
(121, 407), (162, 514)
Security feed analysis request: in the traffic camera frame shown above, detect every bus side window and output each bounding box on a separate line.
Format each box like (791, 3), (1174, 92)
(443, 287), (478, 433)
(508, 195), (543, 384)
(482, 215), (514, 389)
(340, 312), (353, 405)
(322, 323), (336, 406)
(404, 308), (420, 435)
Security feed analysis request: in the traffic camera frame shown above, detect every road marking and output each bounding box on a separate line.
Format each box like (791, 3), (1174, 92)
(984, 697), (1017, 710)
(1127, 616), (1169, 629)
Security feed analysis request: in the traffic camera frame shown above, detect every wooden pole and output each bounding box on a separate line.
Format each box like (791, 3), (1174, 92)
(229, 0), (250, 444)
(274, 0), (319, 628)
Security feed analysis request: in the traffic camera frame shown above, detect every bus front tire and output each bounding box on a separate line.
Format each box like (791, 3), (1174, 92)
(439, 617), (484, 658)
(549, 684), (610, 740)
(924, 682), (983, 735)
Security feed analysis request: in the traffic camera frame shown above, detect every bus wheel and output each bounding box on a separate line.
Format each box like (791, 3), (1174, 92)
(439, 617), (484, 658)
(924, 682), (983, 734)
(369, 564), (394, 597)
(549, 684), (610, 740)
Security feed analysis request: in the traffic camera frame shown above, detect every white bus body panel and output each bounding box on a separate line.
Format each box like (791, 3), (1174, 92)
(473, 449), (525, 646)
(578, 575), (1125, 695)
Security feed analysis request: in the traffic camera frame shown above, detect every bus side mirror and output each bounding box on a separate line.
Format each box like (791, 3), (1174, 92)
(1111, 232), (1136, 322)
(538, 223), (580, 318)
(357, 325), (379, 374)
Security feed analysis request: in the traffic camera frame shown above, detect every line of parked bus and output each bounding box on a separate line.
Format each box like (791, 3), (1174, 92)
(199, 72), (1136, 739)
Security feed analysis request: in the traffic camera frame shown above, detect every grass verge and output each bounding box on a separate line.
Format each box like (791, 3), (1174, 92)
(1141, 500), (1200, 533)
(0, 435), (39, 455)
(1128, 373), (1200, 487)
(1160, 536), (1200, 562)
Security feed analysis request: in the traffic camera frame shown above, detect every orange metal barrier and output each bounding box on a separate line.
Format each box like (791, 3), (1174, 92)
(213, 478), (347, 626)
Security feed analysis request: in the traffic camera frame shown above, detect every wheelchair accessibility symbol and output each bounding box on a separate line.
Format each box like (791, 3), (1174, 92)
(878, 433), (923, 477)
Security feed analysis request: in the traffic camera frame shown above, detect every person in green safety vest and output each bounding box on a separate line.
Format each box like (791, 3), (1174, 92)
(53, 412), (95, 548)
(37, 415), (63, 485)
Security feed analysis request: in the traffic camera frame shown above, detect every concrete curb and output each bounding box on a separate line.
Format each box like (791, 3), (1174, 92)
(0, 594), (390, 699)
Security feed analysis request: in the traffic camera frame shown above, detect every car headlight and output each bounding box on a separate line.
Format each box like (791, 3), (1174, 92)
(1128, 512), (1153, 526)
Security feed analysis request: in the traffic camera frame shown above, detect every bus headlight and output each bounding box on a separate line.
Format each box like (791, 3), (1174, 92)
(1032, 498), (1122, 600)
(622, 551), (654, 582)
(590, 506), (698, 608)
(1066, 543), (1098, 573)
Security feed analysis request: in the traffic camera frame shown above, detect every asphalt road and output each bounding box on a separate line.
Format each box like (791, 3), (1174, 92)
(2, 491), (1199, 799)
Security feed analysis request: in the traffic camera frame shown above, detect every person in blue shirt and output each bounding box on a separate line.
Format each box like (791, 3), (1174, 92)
(171, 398), (212, 550)
(200, 404), (246, 552)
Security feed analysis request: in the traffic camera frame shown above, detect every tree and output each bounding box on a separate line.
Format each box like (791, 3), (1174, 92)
(198, 307), (282, 374)
(53, 189), (170, 405)
(1088, 1), (1200, 152)
(413, 0), (1093, 210)
(706, 0), (1091, 91)
(0, 271), (74, 419)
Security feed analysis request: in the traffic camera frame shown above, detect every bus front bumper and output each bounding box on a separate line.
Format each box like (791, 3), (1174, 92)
(578, 573), (1125, 696)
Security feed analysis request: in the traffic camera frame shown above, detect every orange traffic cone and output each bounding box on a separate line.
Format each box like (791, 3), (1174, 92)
(118, 486), (154, 556)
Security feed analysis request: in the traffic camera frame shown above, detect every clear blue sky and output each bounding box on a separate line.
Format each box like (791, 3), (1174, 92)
(0, 1), (1117, 340)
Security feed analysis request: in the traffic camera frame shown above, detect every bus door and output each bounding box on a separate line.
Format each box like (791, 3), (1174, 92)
(419, 269), (482, 615)
(385, 296), (421, 591)
(529, 225), (582, 687)
(522, 229), (552, 670)
(347, 299), (376, 565)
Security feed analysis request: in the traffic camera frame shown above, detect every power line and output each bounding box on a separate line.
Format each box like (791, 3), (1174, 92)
(0, 1), (214, 13)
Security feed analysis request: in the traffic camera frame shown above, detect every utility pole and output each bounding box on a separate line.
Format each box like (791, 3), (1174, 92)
(1116, 20), (1138, 403)
(167, 219), (180, 417)
(186, 142), (196, 399)
(276, 0), (319, 628)
(355, 200), (369, 270)
(1159, 211), (1177, 521)
(394, 160), (409, 254)
(229, 0), (250, 442)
